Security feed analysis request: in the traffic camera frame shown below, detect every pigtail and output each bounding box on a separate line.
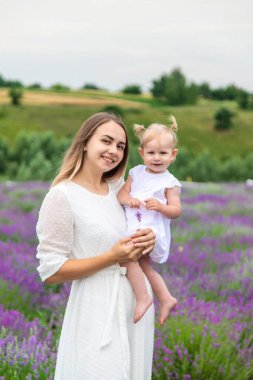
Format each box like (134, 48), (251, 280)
(133, 123), (146, 143)
(168, 114), (178, 133)
(133, 115), (178, 148)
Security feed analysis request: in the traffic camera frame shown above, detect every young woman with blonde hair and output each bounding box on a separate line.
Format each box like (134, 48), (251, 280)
(36, 112), (155, 380)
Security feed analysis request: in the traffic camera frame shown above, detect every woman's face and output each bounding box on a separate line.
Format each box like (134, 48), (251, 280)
(84, 120), (127, 174)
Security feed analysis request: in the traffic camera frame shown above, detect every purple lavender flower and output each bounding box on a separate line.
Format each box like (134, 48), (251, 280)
(1, 181), (253, 378)
(135, 210), (142, 229)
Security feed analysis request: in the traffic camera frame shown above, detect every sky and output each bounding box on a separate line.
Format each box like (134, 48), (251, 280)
(1, 0), (253, 92)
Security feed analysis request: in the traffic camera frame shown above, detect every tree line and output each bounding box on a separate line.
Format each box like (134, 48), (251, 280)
(1, 68), (252, 109)
(0, 132), (252, 182)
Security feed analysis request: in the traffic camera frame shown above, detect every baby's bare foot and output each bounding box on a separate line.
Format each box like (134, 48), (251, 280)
(159, 297), (177, 326)
(133, 294), (153, 323)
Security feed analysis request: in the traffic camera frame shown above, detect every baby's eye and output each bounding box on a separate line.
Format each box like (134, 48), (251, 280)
(147, 151), (154, 155)
(160, 152), (168, 155)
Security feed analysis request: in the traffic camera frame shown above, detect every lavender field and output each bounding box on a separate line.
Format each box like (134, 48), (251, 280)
(0, 181), (253, 380)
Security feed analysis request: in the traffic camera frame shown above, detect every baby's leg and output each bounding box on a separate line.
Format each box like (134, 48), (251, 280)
(122, 262), (153, 323)
(139, 256), (177, 325)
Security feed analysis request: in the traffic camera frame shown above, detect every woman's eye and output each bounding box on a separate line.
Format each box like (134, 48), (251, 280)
(102, 139), (110, 144)
(118, 145), (124, 151)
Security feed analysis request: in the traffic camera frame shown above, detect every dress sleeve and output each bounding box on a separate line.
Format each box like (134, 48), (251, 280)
(36, 188), (73, 282)
(128, 165), (138, 180)
(166, 174), (182, 192)
(108, 177), (125, 193)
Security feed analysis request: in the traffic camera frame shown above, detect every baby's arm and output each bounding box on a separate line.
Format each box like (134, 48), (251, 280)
(145, 186), (181, 219)
(117, 176), (142, 208)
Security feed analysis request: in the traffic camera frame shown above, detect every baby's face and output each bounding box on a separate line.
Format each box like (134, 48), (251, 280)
(138, 134), (178, 174)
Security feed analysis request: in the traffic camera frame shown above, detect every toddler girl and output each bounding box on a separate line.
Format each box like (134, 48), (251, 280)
(117, 116), (181, 325)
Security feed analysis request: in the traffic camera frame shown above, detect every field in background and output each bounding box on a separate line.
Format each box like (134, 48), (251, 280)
(1, 88), (253, 158)
(0, 181), (253, 379)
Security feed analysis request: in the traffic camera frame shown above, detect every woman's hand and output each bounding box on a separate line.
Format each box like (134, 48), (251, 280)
(130, 228), (156, 255)
(44, 231), (156, 284)
(110, 237), (144, 263)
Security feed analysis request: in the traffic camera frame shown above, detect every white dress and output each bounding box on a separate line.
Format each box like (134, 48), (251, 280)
(125, 165), (181, 264)
(36, 180), (154, 380)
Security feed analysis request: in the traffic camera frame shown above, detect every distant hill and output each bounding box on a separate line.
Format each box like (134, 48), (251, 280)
(0, 88), (253, 158)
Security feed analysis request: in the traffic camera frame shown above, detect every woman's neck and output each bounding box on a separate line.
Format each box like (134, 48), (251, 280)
(72, 166), (106, 193)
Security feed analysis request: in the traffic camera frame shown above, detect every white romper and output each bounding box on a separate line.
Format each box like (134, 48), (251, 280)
(125, 165), (181, 264)
(36, 180), (154, 380)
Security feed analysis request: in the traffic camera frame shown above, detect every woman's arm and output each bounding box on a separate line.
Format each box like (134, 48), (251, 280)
(37, 188), (155, 285)
(45, 229), (156, 284)
(45, 237), (140, 284)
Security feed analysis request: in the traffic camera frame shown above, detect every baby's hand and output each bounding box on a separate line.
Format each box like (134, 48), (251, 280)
(144, 198), (162, 211)
(128, 197), (142, 208)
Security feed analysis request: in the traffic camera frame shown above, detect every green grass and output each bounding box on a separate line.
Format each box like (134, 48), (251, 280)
(153, 316), (252, 380)
(1, 90), (253, 158)
(0, 280), (37, 319)
(174, 223), (227, 245)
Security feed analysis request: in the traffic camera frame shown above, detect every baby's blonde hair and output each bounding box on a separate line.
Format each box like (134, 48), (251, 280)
(133, 115), (178, 148)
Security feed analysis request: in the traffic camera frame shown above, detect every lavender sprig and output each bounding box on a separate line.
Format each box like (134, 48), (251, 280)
(135, 210), (142, 229)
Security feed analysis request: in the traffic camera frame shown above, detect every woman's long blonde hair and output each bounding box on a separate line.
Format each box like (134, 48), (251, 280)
(51, 112), (129, 187)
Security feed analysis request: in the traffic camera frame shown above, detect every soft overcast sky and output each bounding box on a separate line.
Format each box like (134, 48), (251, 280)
(1, 0), (253, 91)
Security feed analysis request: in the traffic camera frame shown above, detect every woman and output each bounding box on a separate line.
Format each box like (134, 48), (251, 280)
(36, 112), (155, 380)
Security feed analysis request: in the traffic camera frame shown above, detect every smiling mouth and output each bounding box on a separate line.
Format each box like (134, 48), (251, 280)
(102, 155), (115, 163)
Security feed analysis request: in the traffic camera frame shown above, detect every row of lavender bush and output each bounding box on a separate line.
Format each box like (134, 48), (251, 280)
(0, 181), (253, 379)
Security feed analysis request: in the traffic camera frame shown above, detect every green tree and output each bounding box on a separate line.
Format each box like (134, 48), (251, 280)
(6, 80), (23, 88)
(188, 151), (221, 182)
(8, 87), (23, 106)
(198, 82), (212, 99)
(0, 74), (24, 88)
(223, 84), (241, 100)
(220, 156), (246, 181)
(16, 151), (53, 181)
(211, 87), (227, 100)
(122, 84), (142, 95)
(151, 68), (198, 105)
(244, 153), (253, 178)
(8, 132), (69, 180)
(28, 83), (42, 89)
(214, 108), (234, 130)
(82, 83), (100, 90)
(237, 91), (249, 109)
(50, 83), (70, 92)
(101, 105), (124, 118)
(248, 95), (253, 110)
(0, 74), (6, 87)
(12, 131), (59, 164)
(0, 137), (9, 174)
(170, 147), (191, 180)
(211, 84), (244, 101)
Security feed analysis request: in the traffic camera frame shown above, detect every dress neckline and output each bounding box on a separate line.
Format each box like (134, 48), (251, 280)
(68, 180), (111, 197)
(144, 166), (169, 176)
